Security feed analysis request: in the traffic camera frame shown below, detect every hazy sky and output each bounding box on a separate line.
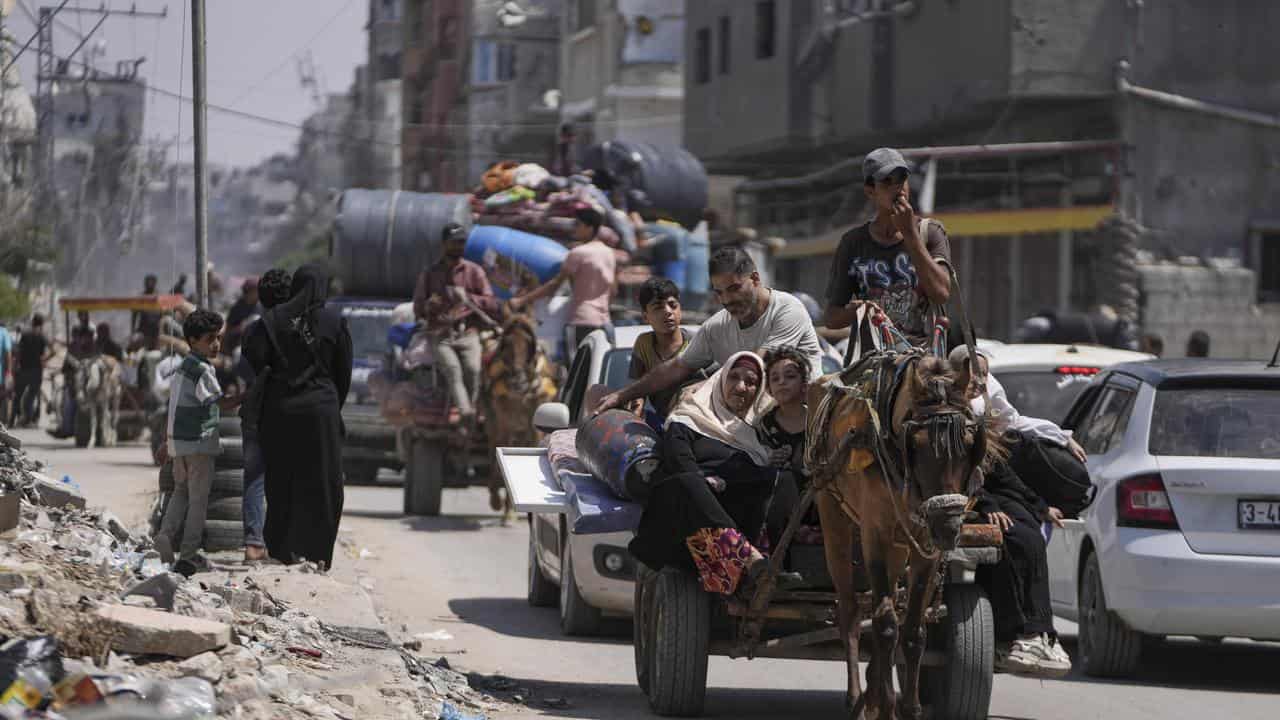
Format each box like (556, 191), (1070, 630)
(7, 0), (367, 168)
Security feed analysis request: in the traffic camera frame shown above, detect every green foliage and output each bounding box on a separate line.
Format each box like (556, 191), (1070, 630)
(0, 275), (30, 322)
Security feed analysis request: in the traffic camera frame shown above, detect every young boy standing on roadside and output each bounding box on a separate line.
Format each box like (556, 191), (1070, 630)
(156, 309), (231, 577)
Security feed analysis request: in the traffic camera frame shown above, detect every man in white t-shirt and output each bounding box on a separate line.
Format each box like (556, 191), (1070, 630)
(593, 246), (823, 415)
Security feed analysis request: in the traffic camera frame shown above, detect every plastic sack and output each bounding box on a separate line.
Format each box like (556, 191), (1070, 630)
(0, 636), (66, 705)
(512, 163), (551, 189)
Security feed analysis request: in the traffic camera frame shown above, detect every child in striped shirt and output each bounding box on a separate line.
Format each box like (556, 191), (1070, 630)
(155, 309), (227, 577)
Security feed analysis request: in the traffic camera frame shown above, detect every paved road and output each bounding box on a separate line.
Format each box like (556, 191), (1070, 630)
(18, 433), (1279, 720)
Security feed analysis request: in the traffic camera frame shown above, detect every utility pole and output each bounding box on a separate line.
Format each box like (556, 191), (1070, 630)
(191, 0), (208, 308)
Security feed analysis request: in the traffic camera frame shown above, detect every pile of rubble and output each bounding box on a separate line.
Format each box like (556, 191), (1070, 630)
(0, 435), (504, 719)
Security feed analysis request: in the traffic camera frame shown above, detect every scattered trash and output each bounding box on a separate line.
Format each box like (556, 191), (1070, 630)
(0, 636), (66, 709)
(358, 548), (375, 560)
(416, 630), (454, 642)
(439, 700), (488, 720)
(287, 646), (324, 659)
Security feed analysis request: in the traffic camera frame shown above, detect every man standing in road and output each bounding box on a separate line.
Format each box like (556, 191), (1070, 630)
(593, 246), (824, 415)
(413, 222), (500, 429)
(223, 277), (261, 354)
(824, 147), (953, 361)
(13, 314), (52, 427)
(509, 206), (617, 359)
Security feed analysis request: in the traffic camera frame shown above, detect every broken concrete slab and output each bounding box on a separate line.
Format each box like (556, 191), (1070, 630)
(0, 426), (20, 450)
(29, 473), (86, 510)
(177, 651), (225, 684)
(95, 604), (231, 658)
(208, 585), (265, 615)
(98, 511), (130, 542)
(121, 573), (181, 611)
(0, 493), (18, 534)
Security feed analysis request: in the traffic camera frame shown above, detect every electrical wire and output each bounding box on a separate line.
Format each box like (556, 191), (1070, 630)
(220, 0), (355, 111)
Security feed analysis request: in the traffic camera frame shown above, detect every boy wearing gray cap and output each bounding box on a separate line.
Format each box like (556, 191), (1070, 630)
(824, 148), (953, 361)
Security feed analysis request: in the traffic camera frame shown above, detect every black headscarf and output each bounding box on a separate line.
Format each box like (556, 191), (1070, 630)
(262, 264), (331, 374)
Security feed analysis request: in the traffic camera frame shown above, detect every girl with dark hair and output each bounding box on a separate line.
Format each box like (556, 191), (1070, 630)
(243, 265), (353, 568)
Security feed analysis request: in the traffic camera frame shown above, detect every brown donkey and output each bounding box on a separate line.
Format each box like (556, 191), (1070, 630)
(805, 353), (998, 720)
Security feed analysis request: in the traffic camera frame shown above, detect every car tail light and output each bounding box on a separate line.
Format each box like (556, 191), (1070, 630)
(1055, 366), (1101, 375)
(1116, 474), (1179, 529)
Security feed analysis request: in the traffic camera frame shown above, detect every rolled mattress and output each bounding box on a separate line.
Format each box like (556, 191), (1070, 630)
(575, 410), (661, 502)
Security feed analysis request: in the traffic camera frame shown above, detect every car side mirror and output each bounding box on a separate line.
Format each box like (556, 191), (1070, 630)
(533, 402), (571, 433)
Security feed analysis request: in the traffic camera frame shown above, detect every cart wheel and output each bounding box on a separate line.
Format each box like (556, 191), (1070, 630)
(633, 563), (656, 694)
(922, 583), (994, 720)
(403, 438), (444, 516)
(527, 516), (558, 608)
(559, 535), (603, 636)
(647, 569), (710, 717)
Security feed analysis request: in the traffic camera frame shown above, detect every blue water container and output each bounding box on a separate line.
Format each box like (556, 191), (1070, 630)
(465, 226), (569, 300)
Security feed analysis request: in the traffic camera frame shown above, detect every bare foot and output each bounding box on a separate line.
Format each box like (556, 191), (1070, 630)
(244, 546), (268, 563)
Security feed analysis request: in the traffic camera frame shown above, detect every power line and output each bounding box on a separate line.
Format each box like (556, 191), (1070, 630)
(220, 0), (354, 111)
(2, 0), (74, 75)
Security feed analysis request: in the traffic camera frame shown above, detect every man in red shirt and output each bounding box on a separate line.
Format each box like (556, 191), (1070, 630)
(413, 223), (499, 425)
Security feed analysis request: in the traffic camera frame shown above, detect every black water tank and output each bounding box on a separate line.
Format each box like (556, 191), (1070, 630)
(580, 141), (708, 230)
(330, 190), (473, 298)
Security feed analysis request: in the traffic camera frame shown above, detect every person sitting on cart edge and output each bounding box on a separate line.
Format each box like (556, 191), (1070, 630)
(413, 222), (500, 429)
(824, 148), (953, 361)
(629, 352), (803, 598)
(509, 205), (617, 358)
(593, 246), (824, 416)
(627, 277), (706, 431)
(950, 346), (1073, 678)
(756, 347), (814, 551)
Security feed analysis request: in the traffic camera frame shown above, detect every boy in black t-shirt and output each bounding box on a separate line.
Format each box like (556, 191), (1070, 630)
(824, 148), (953, 359)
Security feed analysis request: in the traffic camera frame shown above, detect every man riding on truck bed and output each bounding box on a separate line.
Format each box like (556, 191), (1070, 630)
(412, 222), (499, 433)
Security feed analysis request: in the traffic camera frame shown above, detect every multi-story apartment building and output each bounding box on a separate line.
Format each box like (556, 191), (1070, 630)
(401, 0), (561, 192)
(685, 0), (1280, 343)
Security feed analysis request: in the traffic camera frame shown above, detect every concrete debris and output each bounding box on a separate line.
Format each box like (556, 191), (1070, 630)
(0, 433), (511, 719)
(177, 650), (226, 684)
(121, 572), (183, 611)
(96, 604), (232, 658)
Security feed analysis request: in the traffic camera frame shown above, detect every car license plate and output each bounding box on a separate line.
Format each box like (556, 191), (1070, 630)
(1238, 500), (1280, 529)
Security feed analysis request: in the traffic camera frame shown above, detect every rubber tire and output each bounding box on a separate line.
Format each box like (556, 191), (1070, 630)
(218, 416), (242, 438)
(403, 438), (444, 516)
(527, 517), (558, 608)
(218, 439), (245, 470)
(647, 569), (711, 717)
(202, 518), (244, 552)
(158, 463), (175, 493)
(74, 409), (93, 448)
(633, 563), (656, 695)
(1079, 552), (1143, 678)
(922, 583), (994, 720)
(207, 496), (244, 522)
(118, 419), (144, 443)
(211, 469), (245, 498)
(559, 536), (603, 636)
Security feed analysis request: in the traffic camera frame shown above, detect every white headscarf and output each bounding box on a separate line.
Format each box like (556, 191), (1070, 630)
(666, 351), (773, 466)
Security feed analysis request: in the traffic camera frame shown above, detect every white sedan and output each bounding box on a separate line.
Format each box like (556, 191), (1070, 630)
(1047, 359), (1280, 677)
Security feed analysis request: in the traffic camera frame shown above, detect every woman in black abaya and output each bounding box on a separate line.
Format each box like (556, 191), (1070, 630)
(243, 265), (353, 568)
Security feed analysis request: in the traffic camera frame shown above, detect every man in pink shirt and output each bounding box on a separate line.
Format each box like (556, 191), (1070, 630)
(509, 206), (617, 358)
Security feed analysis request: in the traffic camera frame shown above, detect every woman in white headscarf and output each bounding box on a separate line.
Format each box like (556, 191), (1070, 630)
(629, 351), (801, 598)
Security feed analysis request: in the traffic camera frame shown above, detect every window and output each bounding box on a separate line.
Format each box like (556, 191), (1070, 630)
(694, 27), (711, 84)
(602, 349), (634, 391)
(1074, 386), (1136, 456)
(574, 0), (596, 32)
(1149, 388), (1280, 459)
(472, 40), (517, 84)
(755, 1), (776, 59)
(560, 348), (593, 421)
(998, 370), (1098, 425)
(718, 16), (731, 75)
